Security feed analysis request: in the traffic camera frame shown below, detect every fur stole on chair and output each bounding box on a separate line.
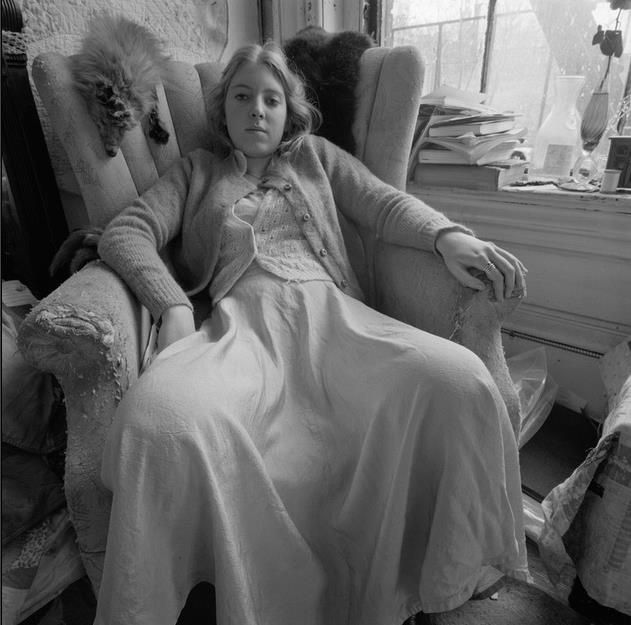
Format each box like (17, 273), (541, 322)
(283, 26), (375, 155)
(72, 13), (171, 158)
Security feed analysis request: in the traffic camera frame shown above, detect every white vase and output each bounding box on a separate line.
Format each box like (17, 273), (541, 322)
(531, 75), (585, 178)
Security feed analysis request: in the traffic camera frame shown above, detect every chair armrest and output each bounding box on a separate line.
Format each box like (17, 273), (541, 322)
(17, 260), (148, 591)
(18, 260), (146, 389)
(375, 243), (522, 437)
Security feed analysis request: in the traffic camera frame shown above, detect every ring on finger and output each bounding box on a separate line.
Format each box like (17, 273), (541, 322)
(484, 260), (497, 274)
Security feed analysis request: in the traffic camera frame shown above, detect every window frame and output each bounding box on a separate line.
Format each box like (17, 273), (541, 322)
(373, 0), (631, 134)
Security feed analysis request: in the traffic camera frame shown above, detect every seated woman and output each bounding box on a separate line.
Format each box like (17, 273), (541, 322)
(95, 41), (529, 625)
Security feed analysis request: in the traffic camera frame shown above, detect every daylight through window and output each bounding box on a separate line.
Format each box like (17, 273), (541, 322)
(381, 0), (631, 160)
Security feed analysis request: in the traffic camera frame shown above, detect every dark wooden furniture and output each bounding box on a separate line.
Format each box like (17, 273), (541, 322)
(1, 0), (68, 298)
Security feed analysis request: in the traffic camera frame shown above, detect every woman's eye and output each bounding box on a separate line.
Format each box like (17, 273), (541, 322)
(267, 98), (281, 106)
(235, 93), (248, 101)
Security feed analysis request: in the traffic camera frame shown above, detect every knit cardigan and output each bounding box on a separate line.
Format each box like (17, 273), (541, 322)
(98, 134), (470, 321)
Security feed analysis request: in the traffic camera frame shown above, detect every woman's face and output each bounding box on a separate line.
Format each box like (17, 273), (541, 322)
(225, 61), (288, 167)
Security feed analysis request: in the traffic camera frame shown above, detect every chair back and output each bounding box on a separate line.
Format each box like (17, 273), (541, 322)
(32, 55), (218, 227)
(32, 46), (423, 225)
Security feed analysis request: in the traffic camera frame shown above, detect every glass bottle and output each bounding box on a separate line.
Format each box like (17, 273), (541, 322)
(531, 75), (585, 178)
(573, 59), (611, 188)
(572, 89), (610, 187)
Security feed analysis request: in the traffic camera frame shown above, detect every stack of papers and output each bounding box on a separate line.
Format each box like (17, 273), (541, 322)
(419, 125), (526, 166)
(427, 113), (518, 137)
(417, 85), (495, 113)
(409, 86), (526, 173)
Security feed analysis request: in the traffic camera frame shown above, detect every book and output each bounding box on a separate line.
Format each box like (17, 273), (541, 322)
(423, 127), (527, 160)
(419, 85), (494, 113)
(429, 126), (527, 148)
(428, 116), (517, 137)
(418, 140), (522, 166)
(407, 85), (521, 179)
(408, 106), (467, 179)
(412, 159), (528, 191)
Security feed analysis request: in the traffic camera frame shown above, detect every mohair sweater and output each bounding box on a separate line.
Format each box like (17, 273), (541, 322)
(98, 134), (469, 321)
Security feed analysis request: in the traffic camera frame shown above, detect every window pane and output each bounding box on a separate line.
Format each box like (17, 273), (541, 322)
(391, 25), (441, 91)
(387, 1), (489, 92)
(489, 0), (631, 152)
(384, 0), (631, 150)
(440, 19), (487, 93)
(485, 6), (555, 135)
(390, 0), (488, 28)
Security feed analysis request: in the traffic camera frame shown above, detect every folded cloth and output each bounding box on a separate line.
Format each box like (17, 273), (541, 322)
(2, 304), (66, 454)
(2, 508), (85, 625)
(539, 374), (631, 615)
(2, 303), (67, 546)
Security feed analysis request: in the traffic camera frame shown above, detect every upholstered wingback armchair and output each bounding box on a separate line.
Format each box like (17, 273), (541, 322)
(18, 45), (522, 594)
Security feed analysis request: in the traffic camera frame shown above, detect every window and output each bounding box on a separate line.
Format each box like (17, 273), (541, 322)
(379, 0), (631, 159)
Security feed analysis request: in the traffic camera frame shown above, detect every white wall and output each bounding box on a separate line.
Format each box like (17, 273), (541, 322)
(410, 184), (631, 421)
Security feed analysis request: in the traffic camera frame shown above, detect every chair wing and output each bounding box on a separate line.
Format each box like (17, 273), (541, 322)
(354, 46), (424, 190)
(32, 53), (222, 228)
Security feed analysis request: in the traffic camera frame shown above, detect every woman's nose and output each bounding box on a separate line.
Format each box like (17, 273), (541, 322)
(250, 98), (264, 119)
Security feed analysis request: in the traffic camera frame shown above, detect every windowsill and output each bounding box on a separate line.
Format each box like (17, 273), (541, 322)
(407, 181), (631, 214)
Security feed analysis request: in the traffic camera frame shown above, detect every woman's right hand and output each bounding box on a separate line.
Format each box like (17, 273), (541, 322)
(157, 305), (196, 353)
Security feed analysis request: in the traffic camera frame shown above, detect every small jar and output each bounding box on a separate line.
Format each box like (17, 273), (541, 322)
(600, 169), (621, 193)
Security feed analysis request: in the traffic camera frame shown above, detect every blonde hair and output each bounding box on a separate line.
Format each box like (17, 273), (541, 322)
(208, 41), (321, 156)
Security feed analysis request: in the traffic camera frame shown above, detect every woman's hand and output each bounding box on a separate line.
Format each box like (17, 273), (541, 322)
(157, 305), (196, 353)
(435, 230), (527, 301)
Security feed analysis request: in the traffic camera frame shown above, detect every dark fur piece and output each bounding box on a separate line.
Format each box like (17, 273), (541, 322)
(147, 108), (170, 144)
(283, 26), (374, 154)
(49, 227), (104, 278)
(72, 13), (171, 157)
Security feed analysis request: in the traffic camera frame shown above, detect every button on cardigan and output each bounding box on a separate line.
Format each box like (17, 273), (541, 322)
(98, 135), (472, 321)
(211, 189), (334, 303)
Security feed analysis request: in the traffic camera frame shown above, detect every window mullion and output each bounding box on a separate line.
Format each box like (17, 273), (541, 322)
(480, 0), (497, 94)
(537, 52), (554, 129)
(380, 0), (392, 46)
(435, 22), (443, 91)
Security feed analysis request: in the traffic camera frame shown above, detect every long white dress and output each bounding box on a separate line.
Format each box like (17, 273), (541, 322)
(95, 190), (528, 625)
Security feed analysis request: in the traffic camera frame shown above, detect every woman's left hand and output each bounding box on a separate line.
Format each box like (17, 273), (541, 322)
(435, 230), (527, 301)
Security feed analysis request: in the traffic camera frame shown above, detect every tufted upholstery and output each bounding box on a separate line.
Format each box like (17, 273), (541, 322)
(17, 45), (522, 594)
